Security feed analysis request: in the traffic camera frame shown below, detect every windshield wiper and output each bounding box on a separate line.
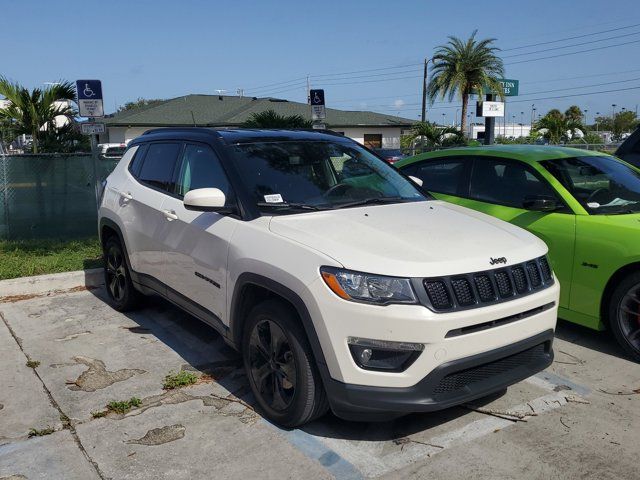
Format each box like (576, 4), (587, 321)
(256, 202), (329, 211)
(332, 196), (406, 209)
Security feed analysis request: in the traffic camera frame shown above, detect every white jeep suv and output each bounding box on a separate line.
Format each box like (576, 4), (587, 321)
(98, 128), (559, 427)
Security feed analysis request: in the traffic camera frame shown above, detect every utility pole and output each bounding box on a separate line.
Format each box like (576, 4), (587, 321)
(306, 75), (311, 103)
(421, 58), (429, 123)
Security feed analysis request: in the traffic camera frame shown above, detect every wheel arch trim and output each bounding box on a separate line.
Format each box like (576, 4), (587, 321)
(229, 273), (329, 370)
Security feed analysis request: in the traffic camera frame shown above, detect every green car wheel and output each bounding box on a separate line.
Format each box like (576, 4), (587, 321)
(610, 272), (640, 361)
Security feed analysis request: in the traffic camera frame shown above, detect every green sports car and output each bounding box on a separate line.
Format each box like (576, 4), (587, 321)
(396, 145), (640, 360)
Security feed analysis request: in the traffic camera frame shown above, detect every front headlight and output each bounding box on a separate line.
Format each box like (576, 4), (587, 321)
(320, 266), (417, 305)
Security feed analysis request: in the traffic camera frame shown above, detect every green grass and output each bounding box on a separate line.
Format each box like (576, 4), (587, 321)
(0, 237), (103, 280)
(26, 359), (40, 368)
(91, 410), (108, 418)
(106, 397), (142, 414)
(28, 426), (54, 437)
(163, 370), (198, 390)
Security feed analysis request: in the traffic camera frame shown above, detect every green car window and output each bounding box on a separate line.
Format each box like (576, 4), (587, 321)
(469, 157), (559, 209)
(541, 156), (640, 214)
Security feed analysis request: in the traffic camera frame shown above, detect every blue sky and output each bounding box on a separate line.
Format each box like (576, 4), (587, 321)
(2, 0), (639, 124)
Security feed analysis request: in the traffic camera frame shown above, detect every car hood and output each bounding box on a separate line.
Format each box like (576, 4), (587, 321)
(268, 200), (547, 277)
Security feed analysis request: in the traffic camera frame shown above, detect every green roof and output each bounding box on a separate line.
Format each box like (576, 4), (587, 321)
(398, 144), (605, 167)
(104, 94), (415, 128)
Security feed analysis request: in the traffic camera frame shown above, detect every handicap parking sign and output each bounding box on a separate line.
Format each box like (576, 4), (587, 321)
(76, 79), (104, 117)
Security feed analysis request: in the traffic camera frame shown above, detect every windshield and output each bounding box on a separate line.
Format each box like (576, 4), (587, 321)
(541, 155), (640, 215)
(231, 140), (427, 213)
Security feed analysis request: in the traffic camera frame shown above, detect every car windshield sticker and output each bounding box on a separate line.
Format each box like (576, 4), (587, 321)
(264, 194), (284, 203)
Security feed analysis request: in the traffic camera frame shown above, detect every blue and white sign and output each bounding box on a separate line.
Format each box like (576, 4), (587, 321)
(310, 89), (326, 121)
(76, 80), (104, 117)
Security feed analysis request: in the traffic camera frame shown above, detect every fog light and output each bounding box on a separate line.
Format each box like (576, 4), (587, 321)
(347, 337), (424, 372)
(359, 348), (373, 364)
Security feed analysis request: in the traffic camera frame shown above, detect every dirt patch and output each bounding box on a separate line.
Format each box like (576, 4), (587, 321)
(0, 475), (28, 480)
(125, 424), (186, 446)
(0, 285), (97, 303)
(66, 356), (146, 392)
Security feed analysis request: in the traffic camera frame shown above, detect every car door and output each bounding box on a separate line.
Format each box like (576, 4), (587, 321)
(158, 142), (239, 324)
(458, 156), (577, 309)
(118, 142), (182, 283)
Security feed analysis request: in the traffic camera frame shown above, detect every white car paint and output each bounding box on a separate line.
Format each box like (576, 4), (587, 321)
(99, 136), (559, 391)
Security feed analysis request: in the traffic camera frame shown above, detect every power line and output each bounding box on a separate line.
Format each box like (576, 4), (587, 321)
(506, 38), (640, 65)
(502, 30), (640, 59)
(243, 76), (307, 92)
(522, 68), (640, 85)
(501, 23), (640, 51)
(372, 86), (640, 113)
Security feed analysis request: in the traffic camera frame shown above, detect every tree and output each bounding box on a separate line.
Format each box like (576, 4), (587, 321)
(403, 121), (462, 153)
(533, 110), (584, 143)
(0, 77), (76, 153)
(427, 30), (504, 137)
(612, 111), (638, 140)
(564, 105), (583, 123)
(241, 109), (312, 129)
(117, 97), (165, 113)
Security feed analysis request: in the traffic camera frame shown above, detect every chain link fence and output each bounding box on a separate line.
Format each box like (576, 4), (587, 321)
(0, 154), (118, 239)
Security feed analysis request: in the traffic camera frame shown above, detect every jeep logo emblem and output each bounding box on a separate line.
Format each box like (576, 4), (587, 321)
(489, 257), (507, 265)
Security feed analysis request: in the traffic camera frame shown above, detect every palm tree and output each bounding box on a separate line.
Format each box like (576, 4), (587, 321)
(427, 30), (504, 137)
(534, 110), (584, 143)
(0, 77), (76, 153)
(241, 109), (312, 129)
(403, 121), (461, 153)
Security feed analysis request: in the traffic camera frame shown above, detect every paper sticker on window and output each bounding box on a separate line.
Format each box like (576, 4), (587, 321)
(264, 194), (284, 203)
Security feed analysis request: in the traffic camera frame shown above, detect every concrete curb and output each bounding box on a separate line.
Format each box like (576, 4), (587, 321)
(0, 268), (104, 298)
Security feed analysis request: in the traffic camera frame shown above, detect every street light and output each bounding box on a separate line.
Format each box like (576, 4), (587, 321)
(596, 112), (600, 132)
(612, 104), (617, 119)
(531, 105), (536, 125)
(583, 109), (588, 125)
(441, 112), (446, 126)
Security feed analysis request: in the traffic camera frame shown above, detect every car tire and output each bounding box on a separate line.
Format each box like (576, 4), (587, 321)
(103, 236), (140, 312)
(242, 299), (329, 428)
(608, 271), (640, 362)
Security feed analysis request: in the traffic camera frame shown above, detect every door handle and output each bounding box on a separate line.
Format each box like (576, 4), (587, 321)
(163, 210), (178, 221)
(120, 191), (133, 201)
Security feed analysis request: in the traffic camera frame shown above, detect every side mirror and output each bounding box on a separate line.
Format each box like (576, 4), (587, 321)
(408, 175), (424, 187)
(183, 188), (228, 211)
(522, 195), (558, 212)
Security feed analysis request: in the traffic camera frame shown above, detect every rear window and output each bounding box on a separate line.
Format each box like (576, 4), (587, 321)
(137, 143), (181, 192)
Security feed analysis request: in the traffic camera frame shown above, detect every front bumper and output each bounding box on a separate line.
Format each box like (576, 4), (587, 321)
(323, 329), (554, 421)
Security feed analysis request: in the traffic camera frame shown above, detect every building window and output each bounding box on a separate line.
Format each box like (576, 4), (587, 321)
(363, 134), (382, 149)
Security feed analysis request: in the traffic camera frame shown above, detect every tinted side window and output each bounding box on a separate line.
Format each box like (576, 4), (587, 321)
(128, 144), (147, 177)
(175, 144), (232, 201)
(137, 143), (181, 192)
(407, 158), (467, 195)
(469, 158), (557, 209)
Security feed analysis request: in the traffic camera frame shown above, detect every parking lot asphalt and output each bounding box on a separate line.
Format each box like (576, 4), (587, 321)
(1, 274), (639, 480)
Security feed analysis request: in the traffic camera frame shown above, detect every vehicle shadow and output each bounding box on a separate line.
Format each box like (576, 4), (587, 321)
(87, 284), (509, 440)
(555, 318), (631, 361)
